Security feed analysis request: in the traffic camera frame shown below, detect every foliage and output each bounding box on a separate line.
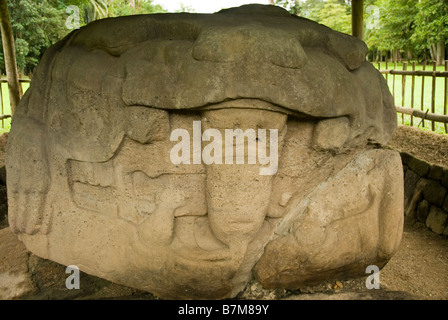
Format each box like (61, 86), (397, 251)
(0, 0), (167, 75)
(174, 3), (196, 13)
(276, 0), (448, 63)
(0, 0), (67, 74)
(365, 0), (418, 52)
(411, 0), (448, 49)
(4, 0), (448, 74)
(274, 0), (303, 15)
(315, 0), (351, 34)
(275, 0), (351, 34)
(108, 0), (166, 18)
(364, 0), (448, 62)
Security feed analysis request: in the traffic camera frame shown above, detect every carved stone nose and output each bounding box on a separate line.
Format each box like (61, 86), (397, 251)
(201, 106), (287, 246)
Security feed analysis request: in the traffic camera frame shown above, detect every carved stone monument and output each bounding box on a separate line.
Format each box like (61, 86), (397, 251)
(6, 5), (403, 299)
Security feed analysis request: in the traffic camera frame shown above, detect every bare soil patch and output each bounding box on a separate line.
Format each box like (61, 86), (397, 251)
(388, 124), (448, 168)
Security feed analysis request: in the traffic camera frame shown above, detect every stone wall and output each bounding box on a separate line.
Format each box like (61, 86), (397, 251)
(401, 152), (448, 236)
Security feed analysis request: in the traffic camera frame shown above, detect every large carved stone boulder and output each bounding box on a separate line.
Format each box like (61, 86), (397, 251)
(6, 4), (403, 299)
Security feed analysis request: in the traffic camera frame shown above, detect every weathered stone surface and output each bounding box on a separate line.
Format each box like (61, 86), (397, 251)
(403, 169), (420, 212)
(429, 165), (445, 181)
(408, 157), (431, 177)
(5, 5), (402, 299)
(416, 200), (430, 223)
(404, 178), (427, 219)
(400, 152), (411, 165)
(0, 184), (7, 229)
(442, 169), (448, 188)
(443, 195), (448, 212)
(312, 117), (350, 151)
(425, 206), (448, 235)
(253, 149), (403, 289)
(422, 180), (446, 207)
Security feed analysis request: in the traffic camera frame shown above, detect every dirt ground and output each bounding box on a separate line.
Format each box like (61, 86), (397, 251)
(380, 124), (448, 300)
(388, 124), (448, 167)
(0, 125), (447, 300)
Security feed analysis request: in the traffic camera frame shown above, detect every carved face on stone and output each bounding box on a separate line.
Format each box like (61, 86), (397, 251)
(6, 5), (403, 299)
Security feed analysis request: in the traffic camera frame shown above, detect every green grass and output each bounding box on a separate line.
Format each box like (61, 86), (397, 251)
(0, 81), (30, 135)
(374, 62), (448, 135)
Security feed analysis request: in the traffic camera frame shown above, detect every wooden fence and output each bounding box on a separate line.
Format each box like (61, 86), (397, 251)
(0, 78), (31, 128)
(378, 61), (448, 134)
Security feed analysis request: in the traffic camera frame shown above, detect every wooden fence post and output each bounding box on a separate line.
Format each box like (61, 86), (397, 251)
(402, 62), (407, 124)
(421, 63), (426, 128)
(444, 61), (447, 133)
(431, 62), (436, 131)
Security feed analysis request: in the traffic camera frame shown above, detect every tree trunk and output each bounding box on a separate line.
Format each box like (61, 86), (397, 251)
(0, 0), (22, 116)
(391, 49), (400, 63)
(436, 38), (445, 66)
(429, 43), (436, 63)
(351, 0), (364, 41)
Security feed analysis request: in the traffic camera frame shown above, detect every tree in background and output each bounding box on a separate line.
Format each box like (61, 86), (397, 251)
(412, 0), (448, 65)
(274, 0), (303, 15)
(1, 0), (67, 75)
(0, 0), (167, 75)
(364, 0), (418, 62)
(59, 0), (165, 26)
(101, 0), (165, 20)
(275, 0), (351, 34)
(315, 0), (351, 34)
(276, 0), (447, 64)
(175, 3), (196, 13)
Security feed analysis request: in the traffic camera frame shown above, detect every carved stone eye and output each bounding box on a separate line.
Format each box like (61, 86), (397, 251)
(125, 106), (170, 144)
(313, 116), (350, 151)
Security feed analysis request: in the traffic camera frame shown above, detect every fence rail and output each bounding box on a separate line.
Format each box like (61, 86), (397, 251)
(378, 61), (448, 134)
(395, 105), (448, 124)
(381, 69), (448, 78)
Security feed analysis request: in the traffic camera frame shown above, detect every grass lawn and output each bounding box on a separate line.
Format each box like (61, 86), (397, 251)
(374, 62), (448, 135)
(0, 81), (30, 135)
